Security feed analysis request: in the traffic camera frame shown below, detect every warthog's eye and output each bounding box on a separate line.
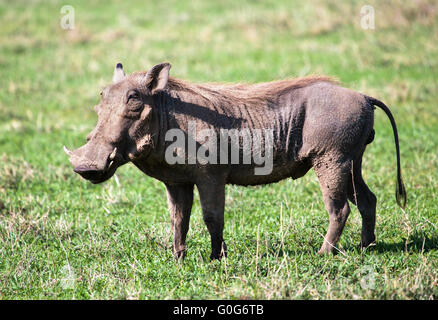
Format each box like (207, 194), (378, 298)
(126, 90), (143, 112)
(126, 90), (140, 102)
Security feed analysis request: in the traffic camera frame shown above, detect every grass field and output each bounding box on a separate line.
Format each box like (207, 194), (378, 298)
(0, 0), (437, 299)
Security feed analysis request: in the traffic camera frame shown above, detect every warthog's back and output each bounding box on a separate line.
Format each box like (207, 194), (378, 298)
(156, 77), (373, 186)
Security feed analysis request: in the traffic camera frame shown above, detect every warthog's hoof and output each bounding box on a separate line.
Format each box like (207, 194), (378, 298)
(317, 248), (336, 255)
(210, 242), (227, 261)
(173, 246), (187, 261)
(317, 242), (337, 255)
(360, 239), (377, 250)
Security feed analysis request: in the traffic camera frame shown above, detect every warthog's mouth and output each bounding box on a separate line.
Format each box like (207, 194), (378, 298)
(64, 146), (123, 184)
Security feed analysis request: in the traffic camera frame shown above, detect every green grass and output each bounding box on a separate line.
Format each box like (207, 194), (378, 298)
(0, 0), (437, 299)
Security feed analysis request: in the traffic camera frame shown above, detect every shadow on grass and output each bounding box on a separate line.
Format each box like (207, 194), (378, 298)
(257, 233), (438, 258)
(374, 233), (438, 253)
(233, 232), (438, 259)
(341, 233), (438, 254)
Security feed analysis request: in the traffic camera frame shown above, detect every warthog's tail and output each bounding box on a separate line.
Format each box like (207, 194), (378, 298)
(366, 95), (407, 208)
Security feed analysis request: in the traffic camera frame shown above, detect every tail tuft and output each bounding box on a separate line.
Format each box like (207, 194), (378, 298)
(395, 177), (407, 209)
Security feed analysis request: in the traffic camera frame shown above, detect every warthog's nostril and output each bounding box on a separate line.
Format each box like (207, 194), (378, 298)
(73, 165), (91, 174)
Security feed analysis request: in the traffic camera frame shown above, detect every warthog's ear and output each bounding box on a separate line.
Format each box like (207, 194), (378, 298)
(113, 63), (126, 83)
(144, 62), (171, 94)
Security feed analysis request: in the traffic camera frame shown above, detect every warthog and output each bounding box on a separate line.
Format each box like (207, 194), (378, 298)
(65, 62), (406, 259)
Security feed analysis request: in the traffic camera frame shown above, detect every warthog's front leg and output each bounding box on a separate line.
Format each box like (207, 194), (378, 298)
(197, 181), (227, 260)
(166, 183), (194, 260)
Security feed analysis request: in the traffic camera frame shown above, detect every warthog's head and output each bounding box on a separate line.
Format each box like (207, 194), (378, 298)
(64, 62), (171, 183)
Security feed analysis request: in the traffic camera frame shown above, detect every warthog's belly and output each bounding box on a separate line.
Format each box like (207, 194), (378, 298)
(226, 159), (312, 186)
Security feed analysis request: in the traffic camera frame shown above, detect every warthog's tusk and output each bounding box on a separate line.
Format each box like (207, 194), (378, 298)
(63, 145), (73, 156)
(109, 147), (117, 161)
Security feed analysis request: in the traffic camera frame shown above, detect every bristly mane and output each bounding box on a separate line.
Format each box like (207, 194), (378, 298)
(165, 76), (337, 107)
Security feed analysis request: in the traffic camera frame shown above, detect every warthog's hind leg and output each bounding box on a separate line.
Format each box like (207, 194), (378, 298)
(348, 157), (377, 248)
(314, 158), (352, 254)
